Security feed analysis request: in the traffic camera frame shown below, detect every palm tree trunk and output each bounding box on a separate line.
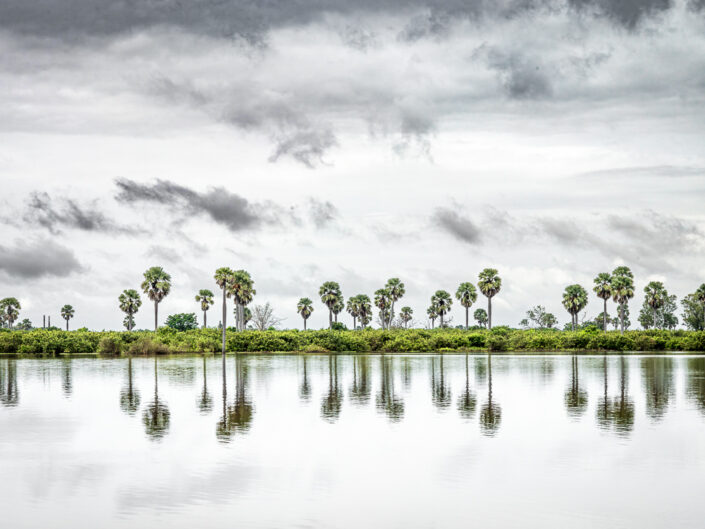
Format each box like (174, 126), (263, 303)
(203, 310), (207, 329)
(221, 287), (226, 355)
(603, 298), (607, 332)
(353, 316), (356, 330)
(66, 319), (69, 331)
(303, 318), (307, 331)
(440, 313), (444, 328)
(653, 307), (657, 330)
(154, 300), (158, 331)
(329, 309), (332, 329)
(488, 297), (492, 330)
(620, 303), (624, 335)
(465, 307), (469, 330)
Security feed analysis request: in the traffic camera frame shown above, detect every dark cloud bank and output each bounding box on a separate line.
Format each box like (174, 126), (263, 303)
(0, 239), (83, 279)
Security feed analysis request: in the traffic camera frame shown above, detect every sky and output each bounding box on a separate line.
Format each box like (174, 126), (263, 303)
(1, 0), (704, 330)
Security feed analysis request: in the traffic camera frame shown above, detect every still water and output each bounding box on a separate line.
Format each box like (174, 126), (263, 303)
(2, 354), (705, 528)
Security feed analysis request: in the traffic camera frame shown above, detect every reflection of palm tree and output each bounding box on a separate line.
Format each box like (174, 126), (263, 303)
(0, 359), (19, 407)
(596, 355), (613, 431)
(216, 356), (254, 442)
(349, 355), (371, 405)
(564, 356), (587, 418)
(457, 354), (476, 419)
(642, 357), (673, 421)
(376, 356), (404, 422)
(299, 355), (312, 402)
(612, 357), (635, 436)
(120, 357), (141, 415)
(197, 356), (213, 414)
(61, 359), (72, 397)
(686, 358), (705, 414)
(321, 354), (343, 422)
(402, 357), (412, 390)
(431, 356), (451, 410)
(480, 354), (501, 436)
(143, 358), (170, 441)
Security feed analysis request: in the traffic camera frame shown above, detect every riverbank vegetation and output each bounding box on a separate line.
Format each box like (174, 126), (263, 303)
(1, 327), (704, 356)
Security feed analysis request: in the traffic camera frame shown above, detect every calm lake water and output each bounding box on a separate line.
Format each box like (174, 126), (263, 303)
(2, 354), (705, 528)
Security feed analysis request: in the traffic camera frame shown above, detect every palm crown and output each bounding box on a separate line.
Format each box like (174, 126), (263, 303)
(141, 266), (172, 302)
(297, 298), (314, 319)
(456, 282), (478, 307)
(195, 289), (215, 311)
(593, 272), (612, 300)
(644, 281), (666, 311)
(61, 304), (75, 321)
(478, 268), (501, 298)
(431, 290), (452, 317)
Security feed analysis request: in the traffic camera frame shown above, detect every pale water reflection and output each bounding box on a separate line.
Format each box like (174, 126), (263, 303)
(2, 354), (705, 528)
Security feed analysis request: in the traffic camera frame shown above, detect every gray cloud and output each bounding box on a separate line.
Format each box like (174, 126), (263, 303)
(0, 238), (83, 279)
(114, 178), (277, 232)
(22, 192), (134, 234)
(432, 207), (482, 244)
(482, 47), (553, 99)
(577, 165), (705, 179)
(568, 0), (673, 29)
(268, 128), (338, 168)
(308, 198), (339, 228)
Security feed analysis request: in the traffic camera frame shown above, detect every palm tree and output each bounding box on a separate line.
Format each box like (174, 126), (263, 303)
(141, 266), (171, 331)
(119, 289), (141, 331)
(195, 289), (215, 328)
(477, 268), (501, 329)
(611, 266), (634, 334)
(297, 297), (314, 330)
(431, 290), (452, 327)
(593, 273), (612, 333)
(474, 308), (488, 328)
(456, 282), (478, 330)
(214, 267), (235, 354)
(357, 295), (372, 329)
(319, 281), (342, 329)
(332, 298), (344, 323)
(229, 270), (255, 331)
(0, 298), (21, 329)
(400, 307), (413, 328)
(385, 278), (405, 329)
(644, 281), (667, 330)
(562, 284), (588, 331)
(694, 284), (705, 329)
(346, 296), (361, 329)
(427, 303), (439, 329)
(60, 304), (75, 331)
(374, 288), (392, 329)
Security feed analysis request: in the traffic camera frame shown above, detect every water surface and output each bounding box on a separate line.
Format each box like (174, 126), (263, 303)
(2, 354), (705, 528)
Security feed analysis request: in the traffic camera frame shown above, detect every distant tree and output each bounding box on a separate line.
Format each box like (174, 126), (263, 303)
(346, 296), (360, 329)
(250, 302), (283, 330)
(477, 268), (501, 329)
(319, 281), (342, 329)
(229, 270), (255, 331)
(400, 306), (413, 329)
(593, 311), (612, 331)
(195, 289), (215, 328)
(374, 289), (391, 330)
(639, 293), (677, 330)
(385, 278), (405, 328)
(562, 285), (588, 331)
(456, 282), (478, 330)
(642, 282), (668, 329)
(141, 266), (172, 331)
(15, 318), (32, 331)
(243, 306), (252, 327)
(60, 304), (75, 331)
(523, 305), (558, 329)
(695, 284), (705, 329)
(214, 267), (235, 354)
(427, 303), (439, 329)
(119, 289), (142, 331)
(297, 297), (314, 330)
(356, 295), (373, 328)
(165, 313), (198, 331)
(593, 272), (613, 333)
(611, 267), (634, 334)
(474, 308), (488, 328)
(682, 293), (705, 331)
(431, 290), (453, 327)
(0, 298), (21, 329)
(332, 298), (344, 323)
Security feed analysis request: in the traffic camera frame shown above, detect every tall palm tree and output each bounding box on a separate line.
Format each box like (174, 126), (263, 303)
(229, 270), (255, 331)
(400, 307), (413, 328)
(195, 289), (215, 328)
(0, 298), (20, 329)
(643, 281), (667, 330)
(427, 303), (439, 328)
(611, 266), (634, 334)
(357, 295), (372, 329)
(319, 281), (342, 329)
(141, 266), (171, 331)
(297, 297), (314, 330)
(119, 289), (141, 331)
(474, 308), (488, 328)
(332, 298), (344, 323)
(214, 267), (235, 354)
(456, 282), (478, 330)
(562, 284), (588, 331)
(694, 284), (705, 329)
(431, 290), (452, 328)
(477, 268), (501, 329)
(385, 278), (405, 329)
(346, 296), (361, 330)
(60, 304), (75, 331)
(593, 272), (612, 333)
(374, 288), (391, 329)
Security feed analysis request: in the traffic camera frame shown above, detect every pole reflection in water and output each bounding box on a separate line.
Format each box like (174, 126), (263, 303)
(217, 355), (254, 442)
(479, 353), (501, 436)
(321, 354), (343, 422)
(564, 355), (587, 419)
(431, 356), (451, 410)
(642, 356), (674, 422)
(376, 355), (404, 422)
(349, 355), (371, 405)
(61, 358), (72, 397)
(198, 356), (213, 414)
(457, 353), (476, 419)
(0, 359), (19, 408)
(299, 355), (311, 402)
(143, 357), (170, 441)
(119, 357), (140, 416)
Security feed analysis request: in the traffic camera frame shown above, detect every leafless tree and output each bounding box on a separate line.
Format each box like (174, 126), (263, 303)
(250, 302), (285, 330)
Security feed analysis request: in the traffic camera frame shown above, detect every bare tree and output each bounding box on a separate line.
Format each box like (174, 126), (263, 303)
(250, 302), (285, 330)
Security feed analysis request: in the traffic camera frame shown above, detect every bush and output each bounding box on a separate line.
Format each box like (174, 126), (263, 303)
(98, 335), (123, 356)
(487, 335), (508, 352)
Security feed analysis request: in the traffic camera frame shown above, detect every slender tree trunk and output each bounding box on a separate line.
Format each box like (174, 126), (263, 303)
(203, 310), (207, 329)
(488, 297), (493, 330)
(603, 298), (607, 332)
(653, 307), (657, 330)
(154, 300), (158, 331)
(440, 313), (444, 328)
(465, 307), (469, 330)
(303, 317), (307, 331)
(335, 312), (338, 323)
(66, 319), (69, 331)
(329, 308), (332, 329)
(221, 287), (226, 355)
(620, 303), (624, 335)
(353, 316), (356, 330)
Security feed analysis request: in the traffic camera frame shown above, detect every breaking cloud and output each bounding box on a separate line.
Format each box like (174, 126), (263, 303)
(432, 207), (482, 245)
(0, 239), (83, 279)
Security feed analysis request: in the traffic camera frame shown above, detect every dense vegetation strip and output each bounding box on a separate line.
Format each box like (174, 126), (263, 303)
(1, 327), (704, 356)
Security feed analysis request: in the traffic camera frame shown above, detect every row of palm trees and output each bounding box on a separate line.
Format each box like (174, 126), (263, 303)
(0, 298), (75, 330)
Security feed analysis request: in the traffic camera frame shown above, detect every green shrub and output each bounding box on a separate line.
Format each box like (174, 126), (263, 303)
(487, 335), (508, 352)
(98, 335), (123, 356)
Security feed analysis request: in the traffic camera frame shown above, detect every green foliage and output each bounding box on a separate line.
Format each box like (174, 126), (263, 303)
(331, 322), (347, 331)
(165, 313), (199, 331)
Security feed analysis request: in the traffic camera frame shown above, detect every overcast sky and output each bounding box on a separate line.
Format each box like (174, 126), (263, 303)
(1, 0), (704, 330)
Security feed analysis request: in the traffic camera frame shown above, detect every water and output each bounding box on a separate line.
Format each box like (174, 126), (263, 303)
(2, 354), (705, 528)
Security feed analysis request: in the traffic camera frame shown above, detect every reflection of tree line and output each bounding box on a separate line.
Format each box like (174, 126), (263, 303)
(0, 359), (19, 407)
(216, 356), (254, 442)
